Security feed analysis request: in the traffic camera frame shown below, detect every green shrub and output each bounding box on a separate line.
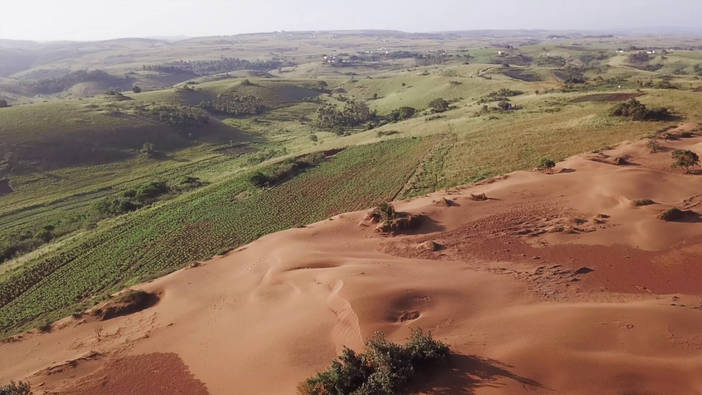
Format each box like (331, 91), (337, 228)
(370, 203), (397, 222)
(539, 158), (556, 170)
(178, 176), (204, 189)
(315, 100), (374, 131)
(428, 98), (449, 113)
(610, 99), (673, 121)
(478, 89), (524, 103)
(135, 181), (170, 201)
(0, 381), (31, 395)
(203, 93), (266, 116)
(137, 104), (209, 126)
(95, 180), (182, 217)
(300, 329), (449, 395)
(389, 107), (416, 122)
(671, 149), (700, 173)
(250, 153), (328, 188)
(249, 171), (270, 187)
(95, 198), (139, 216)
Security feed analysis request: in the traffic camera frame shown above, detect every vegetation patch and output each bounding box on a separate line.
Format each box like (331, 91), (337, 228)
(315, 100), (374, 132)
(634, 199), (655, 206)
(659, 208), (697, 222)
(201, 92), (266, 116)
(367, 203), (422, 234)
(478, 88), (523, 103)
(428, 98), (450, 113)
(536, 56), (567, 67)
(553, 66), (586, 84)
(388, 106), (416, 122)
(142, 57), (288, 77)
(299, 329), (449, 395)
(0, 381), (31, 395)
(538, 158), (556, 171)
(134, 103), (210, 127)
(671, 149), (700, 173)
(95, 178), (204, 217)
(571, 93), (641, 103)
(249, 152), (330, 187)
(610, 99), (673, 121)
(500, 67), (541, 82)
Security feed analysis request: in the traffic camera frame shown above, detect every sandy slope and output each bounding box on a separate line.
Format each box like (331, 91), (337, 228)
(3, 132), (702, 394)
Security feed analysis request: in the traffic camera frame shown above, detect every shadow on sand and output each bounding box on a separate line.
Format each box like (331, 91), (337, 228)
(407, 354), (543, 394)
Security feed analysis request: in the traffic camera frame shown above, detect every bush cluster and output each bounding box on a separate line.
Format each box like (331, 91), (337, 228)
(671, 149), (700, 173)
(95, 177), (204, 216)
(136, 104), (209, 126)
(315, 100), (374, 131)
(388, 106), (416, 122)
(250, 153), (327, 187)
(610, 99), (672, 121)
(202, 93), (266, 116)
(0, 381), (31, 395)
(428, 98), (450, 113)
(478, 88), (523, 103)
(299, 329), (449, 395)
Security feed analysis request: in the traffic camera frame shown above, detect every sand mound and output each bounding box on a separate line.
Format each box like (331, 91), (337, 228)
(3, 134), (702, 394)
(92, 290), (159, 321)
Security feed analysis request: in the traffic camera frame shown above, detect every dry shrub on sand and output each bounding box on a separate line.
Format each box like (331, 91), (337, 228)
(299, 329), (449, 395)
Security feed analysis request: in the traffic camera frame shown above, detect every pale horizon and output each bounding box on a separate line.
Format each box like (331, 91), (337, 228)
(2, 0), (702, 42)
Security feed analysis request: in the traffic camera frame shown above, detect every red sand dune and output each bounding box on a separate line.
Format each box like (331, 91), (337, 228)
(3, 133), (702, 394)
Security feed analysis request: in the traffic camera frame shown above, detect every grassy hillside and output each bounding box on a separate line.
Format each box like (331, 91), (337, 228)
(0, 96), (250, 173)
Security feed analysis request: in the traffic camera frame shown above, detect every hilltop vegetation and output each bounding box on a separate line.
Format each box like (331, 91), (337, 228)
(1, 31), (701, 336)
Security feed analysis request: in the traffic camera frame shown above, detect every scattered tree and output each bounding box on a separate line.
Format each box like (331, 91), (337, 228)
(647, 139), (661, 153)
(132, 85), (142, 93)
(0, 99), (8, 108)
(539, 158), (556, 171)
(610, 99), (673, 121)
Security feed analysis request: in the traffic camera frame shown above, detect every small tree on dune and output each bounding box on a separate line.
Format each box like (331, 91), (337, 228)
(538, 157), (556, 172)
(671, 149), (700, 173)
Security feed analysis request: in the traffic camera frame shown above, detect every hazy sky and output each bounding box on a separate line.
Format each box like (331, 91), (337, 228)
(2, 0), (701, 41)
